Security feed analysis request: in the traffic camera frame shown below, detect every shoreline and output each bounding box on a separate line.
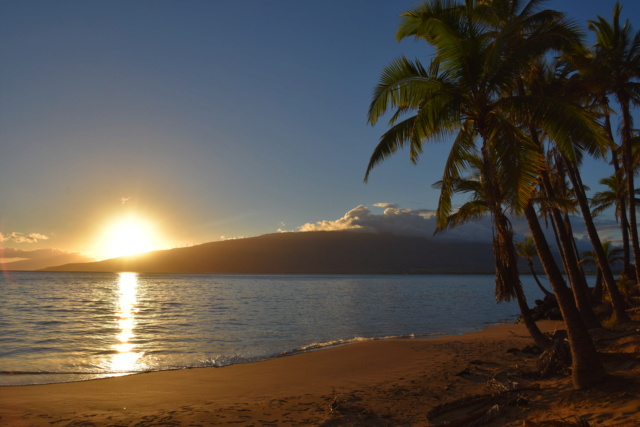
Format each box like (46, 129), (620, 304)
(2, 319), (638, 426)
(1, 319), (519, 388)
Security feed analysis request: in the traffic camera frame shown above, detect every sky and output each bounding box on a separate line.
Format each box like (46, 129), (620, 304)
(1, 0), (638, 265)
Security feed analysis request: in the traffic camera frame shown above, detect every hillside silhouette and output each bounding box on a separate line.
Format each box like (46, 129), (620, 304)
(42, 231), (497, 274)
(3, 249), (95, 271)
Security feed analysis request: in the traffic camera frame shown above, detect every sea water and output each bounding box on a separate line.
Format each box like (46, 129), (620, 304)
(0, 271), (549, 386)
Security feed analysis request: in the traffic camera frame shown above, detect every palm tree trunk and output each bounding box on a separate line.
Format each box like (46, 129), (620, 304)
(539, 168), (600, 328)
(527, 125), (599, 328)
(562, 211), (592, 296)
(524, 204), (606, 389)
(628, 184), (640, 284)
(612, 158), (633, 281)
(564, 160), (630, 323)
(479, 141), (550, 348)
(512, 276), (550, 347)
(527, 259), (554, 297)
(619, 96), (640, 285)
(603, 112), (633, 278)
(619, 198), (633, 279)
(492, 211), (550, 348)
(592, 270), (604, 303)
(548, 209), (567, 267)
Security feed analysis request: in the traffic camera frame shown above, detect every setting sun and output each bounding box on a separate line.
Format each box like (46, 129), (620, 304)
(100, 216), (158, 260)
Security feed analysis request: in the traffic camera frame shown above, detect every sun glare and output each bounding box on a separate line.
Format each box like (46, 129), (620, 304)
(100, 216), (157, 259)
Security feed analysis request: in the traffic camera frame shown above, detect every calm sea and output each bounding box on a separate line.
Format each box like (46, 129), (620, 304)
(0, 271), (548, 386)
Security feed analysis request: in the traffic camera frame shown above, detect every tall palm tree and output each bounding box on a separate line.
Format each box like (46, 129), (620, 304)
(588, 2), (640, 285)
(519, 57), (628, 324)
(516, 235), (553, 297)
(366, 0), (606, 389)
(569, 42), (635, 280)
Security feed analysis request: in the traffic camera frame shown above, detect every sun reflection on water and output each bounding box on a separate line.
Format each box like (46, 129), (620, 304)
(111, 272), (142, 373)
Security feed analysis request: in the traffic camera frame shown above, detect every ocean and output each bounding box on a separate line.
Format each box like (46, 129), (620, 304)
(0, 271), (549, 386)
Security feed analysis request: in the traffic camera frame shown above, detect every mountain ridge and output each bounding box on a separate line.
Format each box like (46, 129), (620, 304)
(40, 231), (498, 274)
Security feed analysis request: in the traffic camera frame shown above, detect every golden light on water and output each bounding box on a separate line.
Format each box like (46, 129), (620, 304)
(111, 272), (142, 373)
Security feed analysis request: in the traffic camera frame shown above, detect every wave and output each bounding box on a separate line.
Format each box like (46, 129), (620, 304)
(0, 369), (140, 376)
(210, 332), (452, 366)
(0, 332), (450, 384)
(280, 333), (424, 355)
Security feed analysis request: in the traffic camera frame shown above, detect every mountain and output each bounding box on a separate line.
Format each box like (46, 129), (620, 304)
(2, 249), (95, 271)
(41, 231), (498, 274)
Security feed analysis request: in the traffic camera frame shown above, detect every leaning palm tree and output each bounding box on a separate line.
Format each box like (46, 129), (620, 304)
(516, 236), (554, 297)
(561, 153), (632, 322)
(433, 159), (550, 348)
(588, 2), (640, 285)
(366, 0), (606, 389)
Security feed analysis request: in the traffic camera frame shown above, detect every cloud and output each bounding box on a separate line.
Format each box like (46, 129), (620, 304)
(121, 197), (131, 204)
(297, 204), (614, 248)
(300, 204), (497, 241)
(0, 232), (49, 243)
(299, 205), (429, 234)
(562, 215), (624, 249)
(218, 235), (247, 241)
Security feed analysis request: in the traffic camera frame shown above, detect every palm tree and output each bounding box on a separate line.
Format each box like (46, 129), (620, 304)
(518, 56), (628, 324)
(516, 236), (553, 297)
(562, 154), (631, 322)
(569, 45), (635, 280)
(366, 0), (606, 389)
(522, 200), (606, 388)
(588, 2), (640, 285)
(548, 152), (601, 327)
(433, 160), (550, 348)
(591, 173), (640, 278)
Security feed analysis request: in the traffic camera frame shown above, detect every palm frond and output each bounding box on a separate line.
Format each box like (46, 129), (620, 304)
(365, 117), (418, 182)
(503, 94), (609, 162)
(368, 56), (435, 126)
(436, 122), (478, 227)
(484, 112), (544, 213)
(437, 199), (489, 233)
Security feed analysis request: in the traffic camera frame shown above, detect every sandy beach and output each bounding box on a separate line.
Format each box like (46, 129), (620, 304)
(1, 319), (638, 426)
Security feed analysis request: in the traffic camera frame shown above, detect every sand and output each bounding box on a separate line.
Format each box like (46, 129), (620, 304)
(1, 319), (639, 426)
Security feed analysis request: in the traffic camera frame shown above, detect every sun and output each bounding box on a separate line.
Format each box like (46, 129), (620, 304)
(100, 216), (158, 260)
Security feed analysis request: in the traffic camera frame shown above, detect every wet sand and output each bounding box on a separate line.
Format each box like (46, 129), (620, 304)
(1, 320), (639, 426)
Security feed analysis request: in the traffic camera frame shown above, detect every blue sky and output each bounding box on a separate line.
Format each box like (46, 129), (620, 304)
(1, 1), (638, 263)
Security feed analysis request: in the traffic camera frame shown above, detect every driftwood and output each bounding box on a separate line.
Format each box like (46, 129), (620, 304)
(536, 339), (571, 378)
(426, 384), (539, 426)
(523, 418), (591, 426)
(430, 403), (503, 427)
